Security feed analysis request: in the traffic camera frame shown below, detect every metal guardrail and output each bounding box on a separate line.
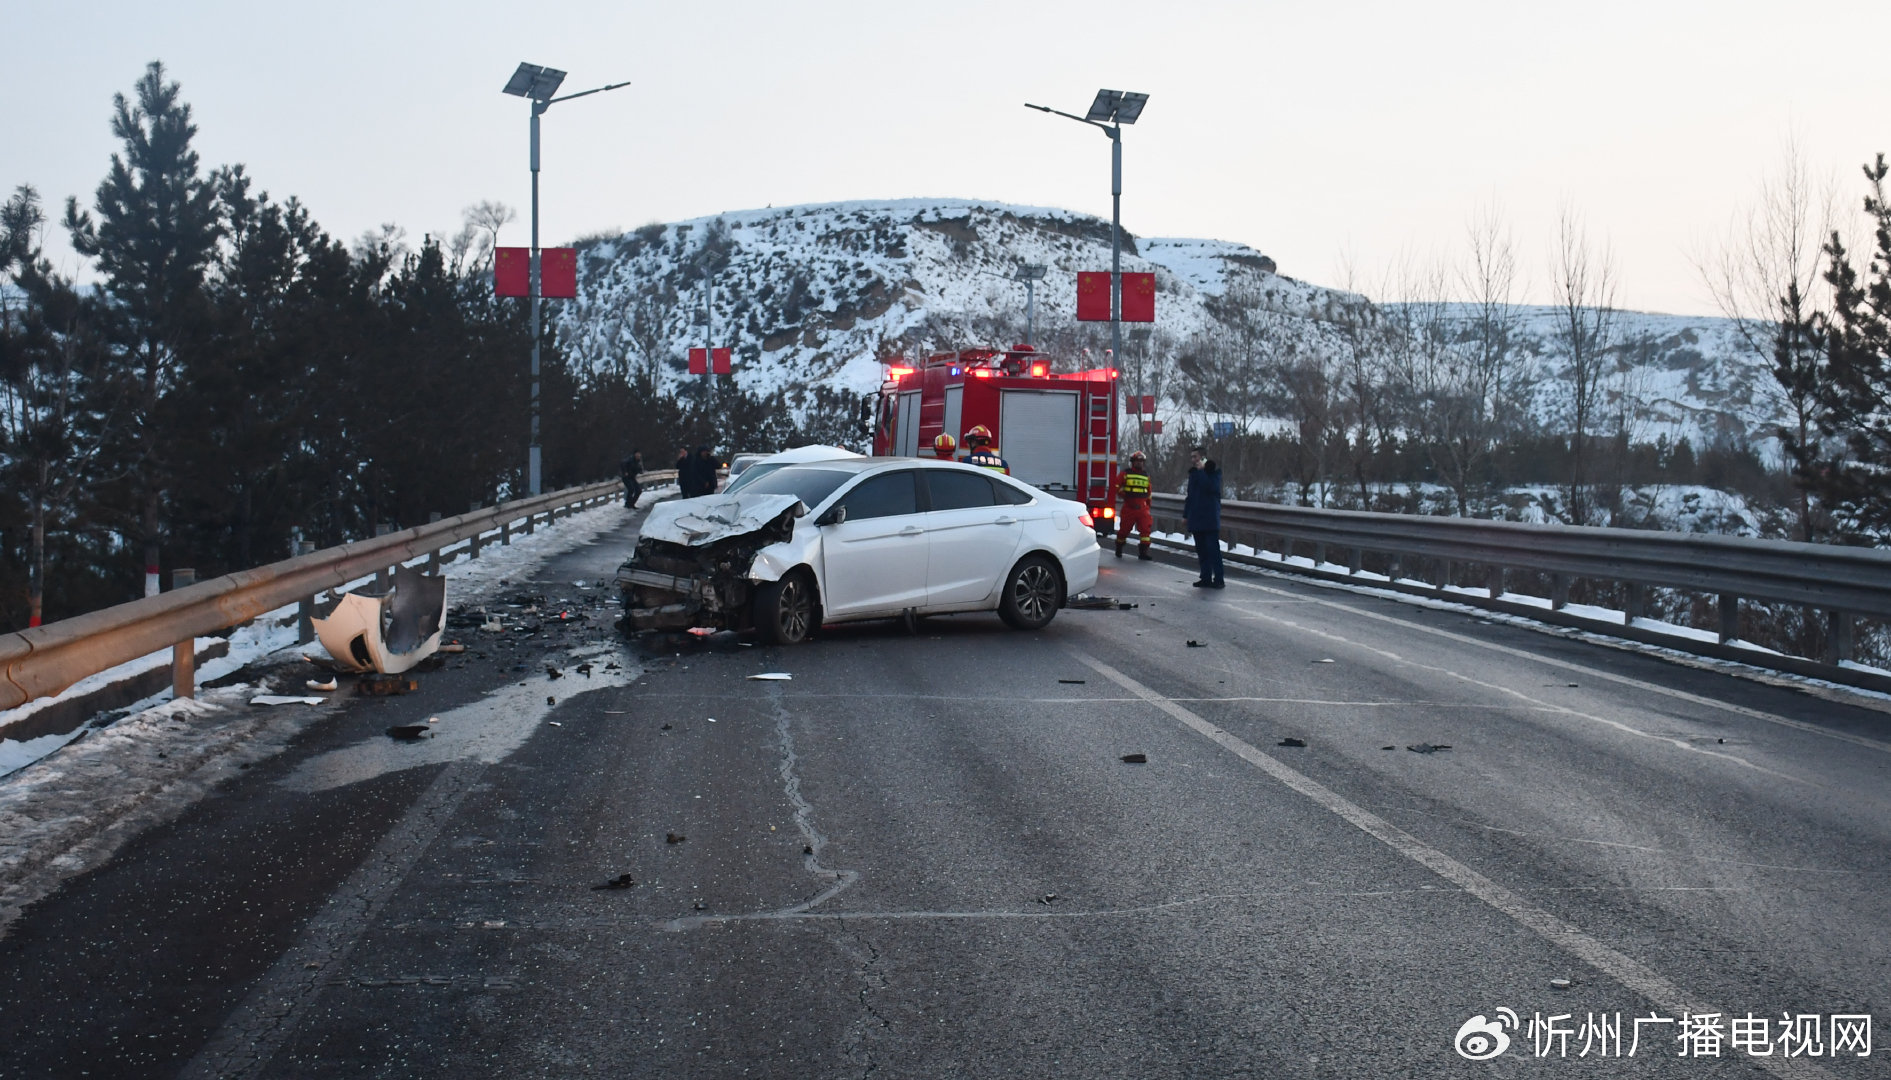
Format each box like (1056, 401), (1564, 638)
(1150, 493), (1891, 693)
(0, 476), (658, 713)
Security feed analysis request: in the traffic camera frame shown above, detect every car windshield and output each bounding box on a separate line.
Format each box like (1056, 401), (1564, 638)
(730, 466), (854, 507)
(726, 462), (787, 493)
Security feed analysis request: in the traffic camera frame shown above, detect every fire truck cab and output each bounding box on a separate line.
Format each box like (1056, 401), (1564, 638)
(871, 346), (1121, 534)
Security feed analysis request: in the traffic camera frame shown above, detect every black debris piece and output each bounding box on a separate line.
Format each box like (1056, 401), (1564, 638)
(1068, 595), (1123, 611)
(546, 696), (556, 706)
(1058, 679), (1087, 684)
(546, 666), (563, 679)
(1406, 743), (1452, 754)
(577, 663), (594, 676)
(1120, 753), (1148, 764)
(1117, 602), (1137, 610)
(803, 845), (814, 855)
(591, 873), (636, 891)
(1382, 745), (1396, 751)
(666, 832), (686, 845)
(1277, 737), (1307, 748)
(1037, 893), (1060, 905)
(386, 724), (432, 740)
(692, 901), (707, 911)
(1186, 640), (1206, 648)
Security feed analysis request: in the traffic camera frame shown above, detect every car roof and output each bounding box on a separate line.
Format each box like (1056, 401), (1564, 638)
(773, 456), (1005, 475)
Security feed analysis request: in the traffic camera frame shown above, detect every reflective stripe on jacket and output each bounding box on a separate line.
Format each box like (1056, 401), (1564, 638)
(1118, 471), (1151, 500)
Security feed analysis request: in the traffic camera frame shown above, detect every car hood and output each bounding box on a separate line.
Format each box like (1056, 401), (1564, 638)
(640, 493), (807, 546)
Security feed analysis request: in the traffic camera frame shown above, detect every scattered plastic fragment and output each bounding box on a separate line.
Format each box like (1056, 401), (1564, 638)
(661, 723), (673, 731)
(386, 724), (432, 740)
(546, 696), (556, 706)
(548, 721), (562, 727)
(1406, 743), (1452, 754)
(1037, 893), (1060, 904)
(1058, 679), (1086, 684)
(1277, 737), (1307, 748)
(546, 666), (563, 679)
(592, 873), (636, 891)
(1312, 658), (1335, 664)
(251, 695), (325, 706)
(1550, 977), (1573, 990)
(1382, 745), (1396, 751)
(438, 643), (467, 654)
(687, 627), (717, 637)
(803, 845), (814, 855)
(1121, 753), (1148, 764)
(666, 832), (686, 844)
(481, 618), (503, 633)
(1186, 640), (1206, 648)
(305, 679), (338, 692)
(746, 673), (792, 681)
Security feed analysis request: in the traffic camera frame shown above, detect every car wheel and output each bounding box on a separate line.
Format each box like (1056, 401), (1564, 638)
(753, 570), (818, 645)
(998, 554), (1064, 630)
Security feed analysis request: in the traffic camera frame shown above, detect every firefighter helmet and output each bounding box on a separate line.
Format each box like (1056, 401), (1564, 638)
(932, 433), (957, 454)
(1129, 451), (1147, 464)
(965, 425), (993, 446)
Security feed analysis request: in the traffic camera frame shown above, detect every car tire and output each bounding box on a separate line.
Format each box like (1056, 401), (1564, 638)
(753, 570), (818, 646)
(998, 554), (1064, 631)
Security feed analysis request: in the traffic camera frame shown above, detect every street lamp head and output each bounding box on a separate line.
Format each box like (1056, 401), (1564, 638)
(503, 62), (567, 101)
(1085, 90), (1122, 123)
(1016, 264), (1047, 281)
(1114, 92), (1149, 125)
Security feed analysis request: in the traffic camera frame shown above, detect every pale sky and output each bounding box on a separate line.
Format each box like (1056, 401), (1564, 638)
(7, 0), (1890, 316)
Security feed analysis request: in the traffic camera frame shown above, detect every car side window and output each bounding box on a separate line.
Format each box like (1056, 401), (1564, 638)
(992, 479), (1033, 506)
(926, 470), (996, 512)
(836, 471), (918, 521)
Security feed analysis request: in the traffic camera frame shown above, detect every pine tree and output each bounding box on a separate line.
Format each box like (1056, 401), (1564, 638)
(64, 61), (223, 596)
(1804, 155), (1891, 542)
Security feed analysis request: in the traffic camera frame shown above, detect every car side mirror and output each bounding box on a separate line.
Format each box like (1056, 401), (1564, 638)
(817, 505), (848, 527)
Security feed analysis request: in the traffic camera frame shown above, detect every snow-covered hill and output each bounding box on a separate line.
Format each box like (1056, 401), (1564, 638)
(555, 198), (1783, 452)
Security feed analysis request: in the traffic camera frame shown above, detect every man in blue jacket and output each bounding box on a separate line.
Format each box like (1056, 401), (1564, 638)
(1184, 445), (1224, 588)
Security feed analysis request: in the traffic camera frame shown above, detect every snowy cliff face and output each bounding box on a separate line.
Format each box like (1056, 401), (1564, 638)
(553, 198), (1784, 451)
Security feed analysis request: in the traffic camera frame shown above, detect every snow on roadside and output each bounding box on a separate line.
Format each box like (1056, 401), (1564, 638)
(0, 492), (653, 933)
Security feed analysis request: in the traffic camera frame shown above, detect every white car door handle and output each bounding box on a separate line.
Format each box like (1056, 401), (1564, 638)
(994, 517), (1017, 526)
(899, 526), (923, 537)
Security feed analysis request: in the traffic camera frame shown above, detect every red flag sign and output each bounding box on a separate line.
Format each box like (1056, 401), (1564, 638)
(1125, 394), (1156, 415)
(1076, 271), (1110, 321)
(495, 247), (529, 297)
(688, 347), (708, 375)
(1121, 272), (1156, 322)
(711, 347), (732, 375)
(1140, 419), (1164, 435)
(540, 247), (577, 298)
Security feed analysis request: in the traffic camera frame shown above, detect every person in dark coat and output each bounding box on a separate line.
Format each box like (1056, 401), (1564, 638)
(621, 450), (644, 507)
(679, 444), (719, 498)
(1184, 445), (1224, 588)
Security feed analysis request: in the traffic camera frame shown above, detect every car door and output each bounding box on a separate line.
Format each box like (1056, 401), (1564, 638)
(818, 470), (928, 616)
(921, 470), (1024, 606)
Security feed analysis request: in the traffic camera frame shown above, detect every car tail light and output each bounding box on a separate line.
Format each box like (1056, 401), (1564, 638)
(1078, 511), (1095, 528)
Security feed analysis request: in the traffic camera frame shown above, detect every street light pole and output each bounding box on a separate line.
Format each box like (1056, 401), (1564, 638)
(1024, 90), (1148, 365)
(1015, 263), (1047, 346)
(504, 62), (629, 495)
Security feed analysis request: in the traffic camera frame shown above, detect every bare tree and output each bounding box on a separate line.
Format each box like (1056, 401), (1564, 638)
(1431, 203), (1524, 516)
(1550, 206), (1617, 525)
(1697, 137), (1835, 539)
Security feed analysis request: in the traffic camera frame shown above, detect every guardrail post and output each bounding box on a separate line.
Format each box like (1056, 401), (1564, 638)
(1435, 559), (1453, 591)
(1313, 542), (1327, 569)
(1826, 610), (1854, 664)
(374, 523), (393, 589)
(526, 511), (537, 536)
(1624, 583), (1646, 623)
(1388, 554), (1402, 583)
(1550, 573), (1569, 610)
(1348, 548), (1362, 576)
(501, 517), (512, 546)
(1486, 565), (1504, 599)
(1718, 593), (1740, 643)
(171, 568), (196, 700)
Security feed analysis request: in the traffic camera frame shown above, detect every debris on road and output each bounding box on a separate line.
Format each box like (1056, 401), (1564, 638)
(386, 724), (432, 740)
(546, 696), (556, 706)
(803, 845), (813, 855)
(1120, 753), (1148, 764)
(481, 617), (503, 633)
(661, 723), (673, 730)
(311, 566), (448, 675)
(1406, 743), (1453, 754)
(546, 666), (563, 679)
(746, 673), (792, 681)
(591, 873), (636, 891)
(666, 832), (686, 845)
(1058, 679), (1086, 684)
(438, 643), (467, 654)
(576, 663), (594, 676)
(1037, 893), (1060, 905)
(1550, 977), (1573, 990)
(357, 674), (420, 696)
(1186, 640), (1206, 648)
(305, 678), (338, 692)
(1312, 658), (1335, 664)
(687, 627), (717, 637)
(1382, 745), (1396, 750)
(1277, 737), (1307, 748)
(548, 721), (561, 727)
(1068, 594), (1125, 611)
(250, 695), (325, 707)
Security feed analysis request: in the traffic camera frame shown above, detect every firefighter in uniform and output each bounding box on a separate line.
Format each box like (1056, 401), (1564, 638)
(1115, 450), (1155, 560)
(932, 433), (958, 460)
(964, 425), (1009, 474)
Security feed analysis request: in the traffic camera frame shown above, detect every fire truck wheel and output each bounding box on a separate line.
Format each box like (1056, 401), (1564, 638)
(753, 570), (818, 645)
(998, 554), (1064, 631)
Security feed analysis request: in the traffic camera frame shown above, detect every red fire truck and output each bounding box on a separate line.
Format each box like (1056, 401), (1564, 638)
(871, 345), (1122, 534)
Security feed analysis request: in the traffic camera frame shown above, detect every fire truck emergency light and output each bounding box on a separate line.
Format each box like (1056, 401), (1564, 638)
(1031, 363), (1048, 377)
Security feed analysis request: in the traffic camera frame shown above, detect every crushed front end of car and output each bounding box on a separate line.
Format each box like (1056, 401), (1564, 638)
(615, 494), (806, 634)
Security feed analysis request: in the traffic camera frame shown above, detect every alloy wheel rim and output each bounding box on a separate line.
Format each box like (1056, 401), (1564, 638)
(781, 579), (811, 638)
(1017, 565), (1057, 621)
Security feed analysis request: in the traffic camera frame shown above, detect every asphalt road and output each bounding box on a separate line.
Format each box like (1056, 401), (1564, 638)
(1, 511), (1887, 1078)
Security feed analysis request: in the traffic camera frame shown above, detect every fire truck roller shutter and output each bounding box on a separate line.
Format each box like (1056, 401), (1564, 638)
(942, 385), (964, 454)
(896, 391), (922, 458)
(1000, 389), (1080, 491)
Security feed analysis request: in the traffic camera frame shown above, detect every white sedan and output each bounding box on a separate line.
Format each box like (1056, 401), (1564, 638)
(616, 458), (1101, 644)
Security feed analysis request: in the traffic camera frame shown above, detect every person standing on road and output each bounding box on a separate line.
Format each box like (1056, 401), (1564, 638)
(679, 444), (719, 498)
(1114, 450), (1155, 560)
(621, 450), (644, 508)
(1184, 445), (1224, 588)
(964, 425), (1009, 474)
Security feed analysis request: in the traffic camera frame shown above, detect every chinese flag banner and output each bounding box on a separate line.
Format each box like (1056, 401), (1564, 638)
(688, 348), (708, 375)
(711, 347), (732, 375)
(1124, 395), (1140, 415)
(1076, 271), (1111, 321)
(540, 247), (578, 298)
(1140, 395), (1156, 415)
(1141, 419), (1164, 435)
(1122, 272), (1156, 322)
(494, 247), (529, 297)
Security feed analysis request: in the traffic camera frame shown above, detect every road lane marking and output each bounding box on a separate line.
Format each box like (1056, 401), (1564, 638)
(1070, 646), (1837, 1080)
(1199, 572), (1891, 755)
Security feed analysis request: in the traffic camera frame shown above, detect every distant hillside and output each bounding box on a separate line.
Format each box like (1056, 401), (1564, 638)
(554, 198), (1784, 454)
